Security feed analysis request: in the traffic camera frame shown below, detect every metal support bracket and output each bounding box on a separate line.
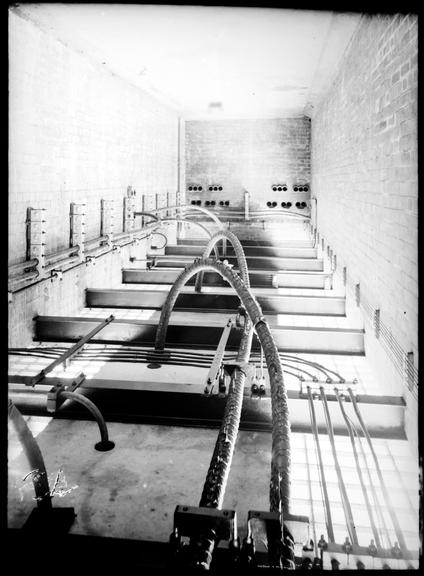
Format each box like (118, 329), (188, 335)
(170, 504), (238, 568)
(300, 379), (358, 396)
(47, 372), (86, 413)
(28, 315), (115, 386)
(204, 318), (234, 395)
(243, 510), (285, 570)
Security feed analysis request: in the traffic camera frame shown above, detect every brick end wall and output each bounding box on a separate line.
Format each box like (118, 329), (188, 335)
(185, 118), (311, 211)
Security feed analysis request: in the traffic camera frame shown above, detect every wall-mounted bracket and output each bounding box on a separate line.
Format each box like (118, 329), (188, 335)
(26, 207), (46, 273)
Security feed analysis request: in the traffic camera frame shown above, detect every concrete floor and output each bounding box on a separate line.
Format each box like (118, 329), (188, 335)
(8, 418), (271, 542)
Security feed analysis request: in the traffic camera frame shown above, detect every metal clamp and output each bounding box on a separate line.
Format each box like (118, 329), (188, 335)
(242, 511), (288, 570)
(47, 373), (86, 413)
(169, 504), (238, 569)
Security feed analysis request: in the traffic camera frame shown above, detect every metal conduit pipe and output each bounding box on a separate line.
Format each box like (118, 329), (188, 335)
(352, 421), (392, 549)
(320, 387), (358, 546)
(306, 387), (335, 543)
(59, 391), (114, 452)
(150, 204), (224, 228)
(8, 398), (52, 510)
(9, 258), (39, 275)
(84, 236), (109, 249)
(157, 217), (213, 239)
(282, 354), (344, 382)
(347, 388), (407, 553)
(134, 211), (160, 221)
(334, 388), (381, 549)
(194, 230), (250, 293)
(44, 246), (80, 266)
(44, 256), (81, 273)
(154, 258), (291, 516)
(8, 270), (40, 286)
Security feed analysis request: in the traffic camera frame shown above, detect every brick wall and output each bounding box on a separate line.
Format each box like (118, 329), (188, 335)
(8, 8), (180, 345)
(311, 14), (418, 364)
(9, 8), (179, 265)
(185, 118), (311, 210)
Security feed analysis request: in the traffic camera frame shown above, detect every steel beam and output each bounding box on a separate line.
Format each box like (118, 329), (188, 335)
(152, 254), (324, 271)
(166, 245), (318, 259)
(34, 316), (365, 354)
(122, 268), (328, 289)
(9, 376), (405, 439)
(86, 288), (346, 316)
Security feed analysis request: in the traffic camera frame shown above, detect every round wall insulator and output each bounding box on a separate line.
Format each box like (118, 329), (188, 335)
(304, 186), (309, 192)
(301, 201), (307, 208)
(219, 200), (224, 206)
(281, 202), (286, 208)
(193, 186), (197, 191)
(283, 186), (287, 191)
(198, 186), (202, 191)
(196, 200), (201, 206)
(191, 200), (196, 205)
(205, 201), (210, 206)
(225, 201), (230, 206)
(295, 202), (300, 208)
(188, 186), (193, 191)
(218, 186), (223, 191)
(209, 186), (213, 191)
(294, 186), (298, 191)
(272, 201), (277, 207)
(213, 186), (218, 191)
(211, 200), (216, 206)
(286, 202), (292, 208)
(267, 201), (272, 207)
(278, 186), (282, 191)
(272, 186), (277, 191)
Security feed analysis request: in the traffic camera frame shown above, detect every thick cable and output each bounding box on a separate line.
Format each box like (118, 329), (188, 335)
(194, 230), (250, 293)
(59, 391), (113, 450)
(334, 388), (381, 548)
(347, 388), (407, 553)
(8, 399), (52, 509)
(320, 386), (359, 545)
(154, 258), (291, 515)
(307, 386), (335, 542)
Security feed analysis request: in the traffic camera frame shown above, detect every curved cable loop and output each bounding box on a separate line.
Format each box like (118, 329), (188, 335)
(150, 204), (224, 228)
(194, 230), (250, 293)
(154, 258), (291, 515)
(8, 398), (52, 509)
(59, 391), (114, 452)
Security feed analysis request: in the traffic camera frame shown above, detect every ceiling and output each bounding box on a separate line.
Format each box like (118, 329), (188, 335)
(14, 4), (361, 119)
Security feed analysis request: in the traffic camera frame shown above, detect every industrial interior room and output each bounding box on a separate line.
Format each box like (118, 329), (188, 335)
(8, 3), (419, 572)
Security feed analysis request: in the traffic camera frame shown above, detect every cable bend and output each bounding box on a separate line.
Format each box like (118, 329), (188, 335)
(154, 258), (291, 515)
(8, 398), (52, 509)
(194, 230), (250, 293)
(59, 391), (114, 451)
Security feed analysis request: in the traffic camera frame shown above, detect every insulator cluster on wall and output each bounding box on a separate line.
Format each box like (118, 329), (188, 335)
(187, 184), (224, 192)
(190, 200), (230, 207)
(267, 201), (308, 209)
(266, 182), (310, 210)
(271, 184), (309, 192)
